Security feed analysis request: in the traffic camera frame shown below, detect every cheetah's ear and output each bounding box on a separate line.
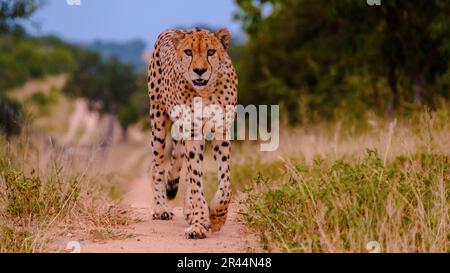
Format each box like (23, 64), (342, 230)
(215, 28), (231, 50)
(172, 30), (186, 48)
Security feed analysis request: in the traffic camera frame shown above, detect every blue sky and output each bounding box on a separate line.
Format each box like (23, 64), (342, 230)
(26, 0), (244, 46)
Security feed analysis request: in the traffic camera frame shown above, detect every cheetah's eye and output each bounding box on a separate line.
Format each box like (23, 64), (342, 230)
(207, 49), (216, 56)
(184, 49), (192, 56)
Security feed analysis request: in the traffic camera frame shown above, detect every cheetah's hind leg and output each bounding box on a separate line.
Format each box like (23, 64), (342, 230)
(166, 139), (184, 200)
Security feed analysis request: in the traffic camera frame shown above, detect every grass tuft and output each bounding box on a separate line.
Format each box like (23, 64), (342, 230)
(0, 135), (131, 252)
(241, 150), (449, 252)
(238, 108), (450, 253)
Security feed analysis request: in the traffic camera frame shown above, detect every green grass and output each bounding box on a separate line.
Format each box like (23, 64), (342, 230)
(200, 160), (284, 202)
(236, 108), (450, 252)
(0, 164), (80, 252)
(241, 150), (449, 252)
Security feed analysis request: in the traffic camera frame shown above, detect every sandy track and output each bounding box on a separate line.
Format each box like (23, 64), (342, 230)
(79, 176), (260, 253)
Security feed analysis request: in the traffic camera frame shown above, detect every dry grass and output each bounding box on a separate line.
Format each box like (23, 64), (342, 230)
(236, 108), (450, 165)
(0, 132), (132, 252)
(4, 76), (448, 253)
(235, 108), (449, 252)
(1, 75), (151, 252)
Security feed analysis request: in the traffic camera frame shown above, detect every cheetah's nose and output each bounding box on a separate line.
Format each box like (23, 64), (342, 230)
(193, 68), (207, 76)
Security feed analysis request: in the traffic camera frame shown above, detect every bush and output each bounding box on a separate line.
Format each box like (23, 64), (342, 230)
(0, 97), (22, 137)
(241, 150), (449, 252)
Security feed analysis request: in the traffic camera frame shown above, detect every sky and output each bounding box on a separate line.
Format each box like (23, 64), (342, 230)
(25, 0), (244, 47)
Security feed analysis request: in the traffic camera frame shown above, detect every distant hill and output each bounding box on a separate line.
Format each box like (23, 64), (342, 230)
(86, 40), (147, 71)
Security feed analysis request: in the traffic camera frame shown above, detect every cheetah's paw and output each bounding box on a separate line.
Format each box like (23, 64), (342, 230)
(210, 210), (228, 232)
(151, 207), (173, 220)
(184, 223), (210, 239)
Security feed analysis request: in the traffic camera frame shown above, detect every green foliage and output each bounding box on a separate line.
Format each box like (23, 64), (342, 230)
(232, 159), (285, 190)
(0, 0), (41, 35)
(0, 34), (84, 91)
(125, 70), (152, 129)
(242, 151), (449, 252)
(0, 0), (42, 138)
(201, 159), (284, 202)
(236, 107), (450, 252)
(64, 52), (149, 132)
(0, 141), (83, 252)
(0, 165), (81, 220)
(118, 105), (139, 130)
(0, 97), (22, 137)
(29, 88), (57, 105)
(234, 0), (450, 124)
(64, 54), (138, 116)
(0, 34), (80, 136)
(26, 89), (59, 116)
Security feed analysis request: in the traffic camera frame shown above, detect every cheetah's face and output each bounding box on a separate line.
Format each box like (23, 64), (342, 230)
(173, 28), (231, 91)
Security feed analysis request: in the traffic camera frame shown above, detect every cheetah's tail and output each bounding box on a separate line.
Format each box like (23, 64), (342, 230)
(166, 177), (180, 200)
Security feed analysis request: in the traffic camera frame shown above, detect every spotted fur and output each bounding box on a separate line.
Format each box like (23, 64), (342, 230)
(147, 28), (237, 239)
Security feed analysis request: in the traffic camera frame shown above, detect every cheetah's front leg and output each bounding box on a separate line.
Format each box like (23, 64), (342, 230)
(150, 105), (173, 221)
(183, 139), (210, 239)
(209, 140), (232, 231)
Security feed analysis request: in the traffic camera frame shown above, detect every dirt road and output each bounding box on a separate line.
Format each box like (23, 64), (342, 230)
(77, 176), (260, 253)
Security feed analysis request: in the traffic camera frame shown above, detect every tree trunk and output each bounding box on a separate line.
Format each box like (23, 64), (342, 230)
(0, 98), (21, 137)
(413, 72), (425, 106)
(100, 112), (116, 151)
(383, 6), (402, 121)
(413, 45), (437, 107)
(121, 125), (128, 143)
(387, 61), (398, 121)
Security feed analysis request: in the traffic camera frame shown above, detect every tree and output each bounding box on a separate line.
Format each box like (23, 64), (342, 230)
(117, 70), (152, 141)
(0, 0), (42, 35)
(64, 53), (139, 147)
(234, 0), (450, 123)
(0, 0), (42, 137)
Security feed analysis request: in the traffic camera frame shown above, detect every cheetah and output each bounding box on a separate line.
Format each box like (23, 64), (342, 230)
(147, 28), (238, 239)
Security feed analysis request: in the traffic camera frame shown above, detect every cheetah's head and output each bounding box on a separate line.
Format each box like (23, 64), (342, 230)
(172, 28), (231, 91)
